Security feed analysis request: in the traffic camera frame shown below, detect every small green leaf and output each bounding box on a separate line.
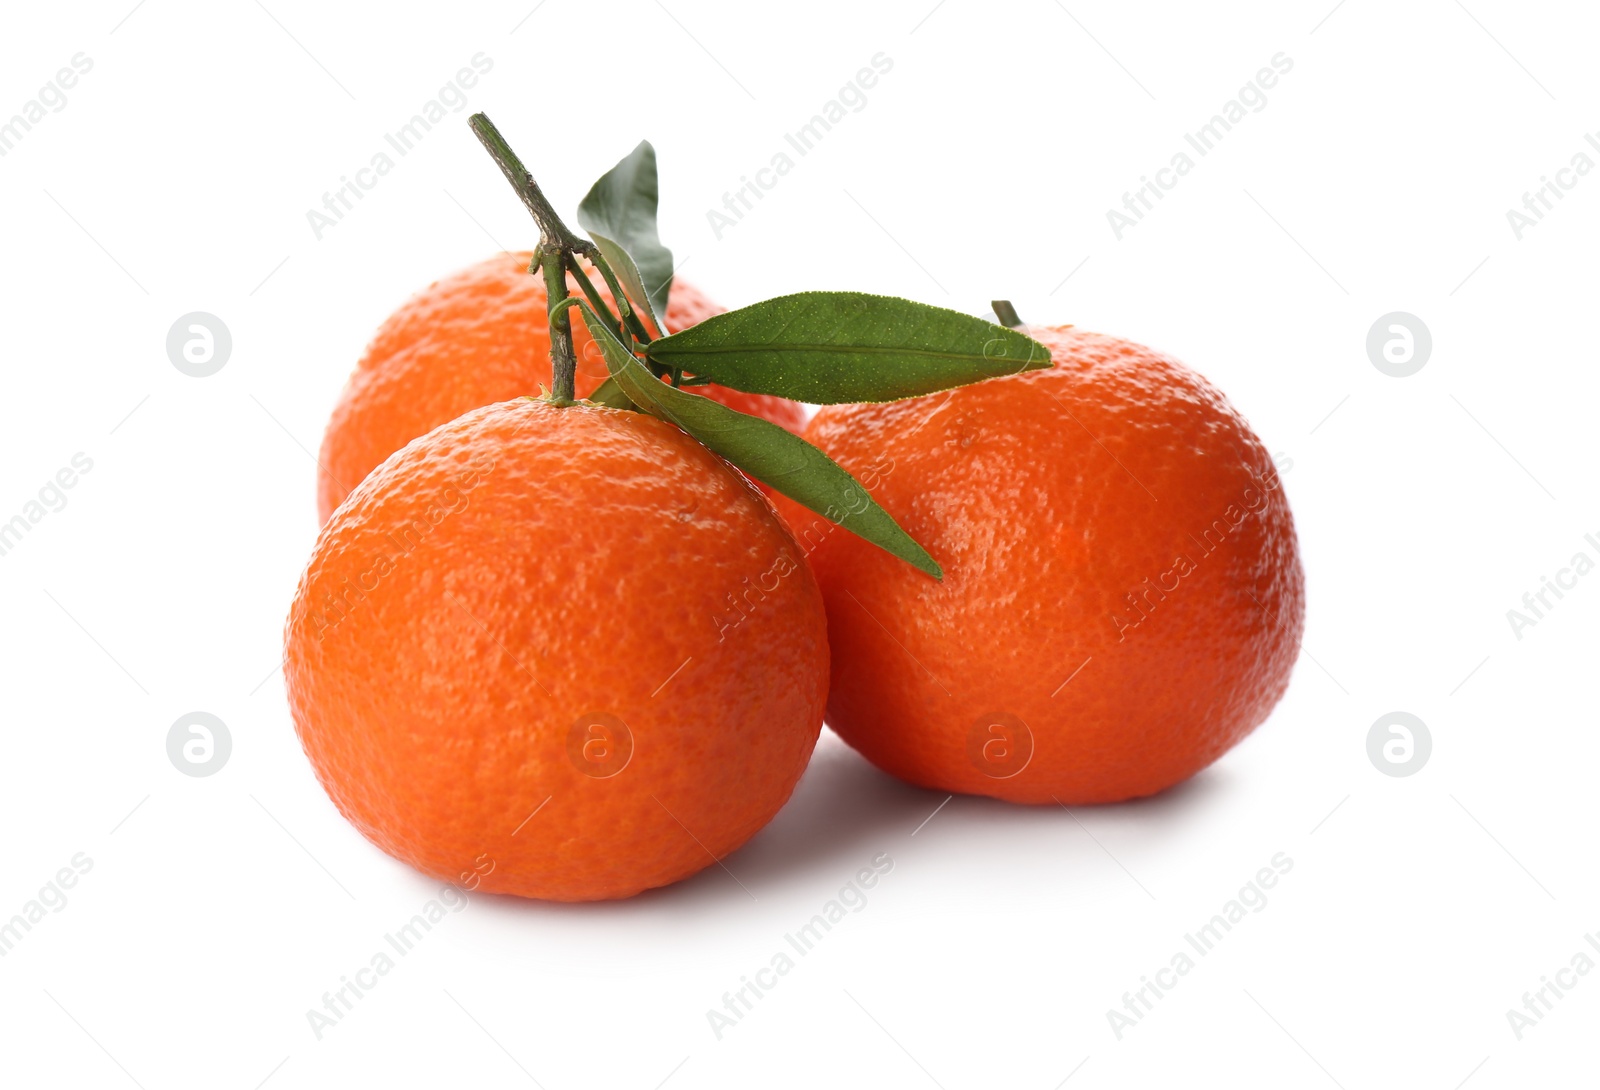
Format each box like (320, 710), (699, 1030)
(588, 233), (665, 336)
(644, 292), (1052, 404)
(585, 375), (635, 410)
(576, 141), (673, 331)
(577, 303), (942, 579)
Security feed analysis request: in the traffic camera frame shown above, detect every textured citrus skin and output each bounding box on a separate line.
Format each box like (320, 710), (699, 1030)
(286, 399), (828, 901)
(787, 326), (1304, 805)
(316, 252), (807, 522)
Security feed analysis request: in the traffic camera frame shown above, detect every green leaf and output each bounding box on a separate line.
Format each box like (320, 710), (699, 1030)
(585, 375), (635, 410)
(643, 292), (1052, 404)
(576, 141), (673, 332)
(576, 303), (942, 580)
(588, 234), (665, 336)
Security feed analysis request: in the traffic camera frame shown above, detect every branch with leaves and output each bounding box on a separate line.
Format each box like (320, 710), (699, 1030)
(468, 111), (1053, 579)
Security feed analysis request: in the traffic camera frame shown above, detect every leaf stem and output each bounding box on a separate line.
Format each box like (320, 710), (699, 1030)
(470, 111), (595, 404)
(567, 261), (626, 343)
(585, 250), (657, 345)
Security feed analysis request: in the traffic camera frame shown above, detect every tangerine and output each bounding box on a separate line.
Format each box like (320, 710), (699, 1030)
(786, 326), (1304, 804)
(316, 252), (806, 522)
(286, 398), (827, 900)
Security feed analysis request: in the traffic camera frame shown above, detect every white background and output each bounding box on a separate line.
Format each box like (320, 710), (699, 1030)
(1, 1), (1595, 1087)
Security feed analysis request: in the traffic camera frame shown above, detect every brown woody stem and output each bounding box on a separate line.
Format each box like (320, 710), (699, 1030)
(470, 111), (597, 404)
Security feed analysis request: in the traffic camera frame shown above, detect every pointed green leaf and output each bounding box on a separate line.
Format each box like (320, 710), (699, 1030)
(643, 291), (1052, 404)
(585, 375), (635, 410)
(576, 141), (673, 331)
(588, 232), (666, 336)
(576, 303), (941, 579)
